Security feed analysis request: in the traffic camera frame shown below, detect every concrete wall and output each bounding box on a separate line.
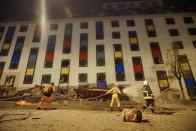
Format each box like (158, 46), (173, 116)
(0, 13), (196, 99)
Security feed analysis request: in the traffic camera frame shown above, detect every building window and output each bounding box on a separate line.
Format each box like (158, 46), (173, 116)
(0, 26), (5, 41)
(60, 59), (70, 83)
(50, 24), (58, 30)
(112, 32), (120, 39)
(150, 42), (163, 64)
(41, 74), (51, 84)
(9, 36), (25, 69)
(111, 21), (119, 27)
(32, 25), (41, 43)
(156, 71), (169, 91)
(183, 17), (194, 24)
(63, 23), (72, 53)
(19, 25), (28, 32)
(79, 33), (88, 67)
(23, 48), (39, 84)
(0, 26), (16, 56)
(165, 18), (175, 25)
(192, 40), (196, 48)
(128, 31), (139, 51)
(145, 19), (157, 37)
(0, 62), (5, 79)
(173, 41), (184, 49)
(188, 28), (196, 35)
(132, 57), (144, 81)
(96, 45), (105, 66)
(44, 35), (56, 68)
(79, 73), (87, 83)
(178, 55), (196, 98)
(169, 29), (179, 36)
(80, 22), (88, 29)
(97, 73), (107, 88)
(113, 44), (125, 81)
(126, 20), (135, 27)
(96, 21), (104, 40)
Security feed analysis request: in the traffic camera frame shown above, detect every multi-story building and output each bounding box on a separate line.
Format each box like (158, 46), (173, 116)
(0, 1), (196, 99)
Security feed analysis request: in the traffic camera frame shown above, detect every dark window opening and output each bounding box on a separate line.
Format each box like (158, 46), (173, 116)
(165, 18), (175, 25)
(112, 32), (120, 39)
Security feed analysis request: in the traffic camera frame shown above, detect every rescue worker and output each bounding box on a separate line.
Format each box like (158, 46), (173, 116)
(106, 83), (122, 111)
(142, 80), (155, 113)
(37, 82), (56, 110)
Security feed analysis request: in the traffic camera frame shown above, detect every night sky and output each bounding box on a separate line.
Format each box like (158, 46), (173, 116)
(0, 0), (195, 21)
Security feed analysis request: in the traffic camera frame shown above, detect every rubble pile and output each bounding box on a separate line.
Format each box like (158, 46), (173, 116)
(156, 88), (181, 103)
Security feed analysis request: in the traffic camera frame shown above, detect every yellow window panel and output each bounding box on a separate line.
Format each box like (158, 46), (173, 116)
(129, 38), (138, 44)
(180, 63), (190, 71)
(26, 69), (34, 75)
(146, 25), (155, 31)
(114, 51), (122, 58)
(2, 43), (10, 49)
(61, 67), (69, 74)
(159, 80), (169, 87)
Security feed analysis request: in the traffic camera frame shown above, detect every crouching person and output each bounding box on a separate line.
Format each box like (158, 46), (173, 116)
(37, 82), (56, 110)
(122, 108), (142, 123)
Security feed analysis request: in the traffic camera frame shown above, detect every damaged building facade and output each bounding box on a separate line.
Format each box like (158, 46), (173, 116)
(0, 0), (196, 99)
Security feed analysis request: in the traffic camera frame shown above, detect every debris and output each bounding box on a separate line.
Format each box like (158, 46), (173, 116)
(0, 113), (31, 122)
(15, 101), (32, 107)
(156, 88), (181, 103)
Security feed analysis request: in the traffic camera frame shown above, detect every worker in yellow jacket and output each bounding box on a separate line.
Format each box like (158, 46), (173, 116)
(106, 83), (122, 111)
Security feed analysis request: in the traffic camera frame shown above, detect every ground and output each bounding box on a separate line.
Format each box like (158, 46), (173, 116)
(0, 99), (196, 131)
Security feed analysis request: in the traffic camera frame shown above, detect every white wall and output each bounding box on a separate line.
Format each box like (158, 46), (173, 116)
(0, 13), (196, 99)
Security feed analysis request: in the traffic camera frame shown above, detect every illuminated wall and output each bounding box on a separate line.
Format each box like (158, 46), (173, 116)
(0, 13), (195, 99)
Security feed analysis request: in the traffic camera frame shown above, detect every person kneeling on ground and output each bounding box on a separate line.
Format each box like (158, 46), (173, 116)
(37, 82), (56, 110)
(142, 80), (155, 113)
(122, 108), (142, 123)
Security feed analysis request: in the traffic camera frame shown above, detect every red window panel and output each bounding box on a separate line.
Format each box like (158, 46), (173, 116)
(35, 31), (41, 37)
(79, 52), (87, 60)
(64, 40), (71, 47)
(45, 54), (54, 61)
(134, 64), (143, 73)
(152, 49), (161, 57)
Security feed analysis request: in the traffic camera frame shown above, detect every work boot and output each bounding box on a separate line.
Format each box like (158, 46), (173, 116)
(151, 108), (154, 113)
(36, 107), (41, 110)
(110, 107), (113, 111)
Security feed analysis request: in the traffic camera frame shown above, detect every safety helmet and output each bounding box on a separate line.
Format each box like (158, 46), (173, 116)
(144, 80), (148, 85)
(114, 83), (119, 86)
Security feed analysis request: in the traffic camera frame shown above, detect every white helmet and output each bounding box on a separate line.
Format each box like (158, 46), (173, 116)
(144, 80), (148, 85)
(114, 83), (119, 86)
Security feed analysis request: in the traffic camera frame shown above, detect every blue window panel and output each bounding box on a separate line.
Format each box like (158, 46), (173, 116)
(6, 32), (14, 39)
(6, 34), (13, 40)
(115, 65), (124, 73)
(97, 81), (107, 88)
(185, 79), (196, 88)
(29, 55), (37, 61)
(48, 42), (55, 48)
(130, 44), (139, 51)
(96, 28), (103, 34)
(11, 55), (20, 62)
(97, 52), (104, 59)
(15, 43), (23, 49)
